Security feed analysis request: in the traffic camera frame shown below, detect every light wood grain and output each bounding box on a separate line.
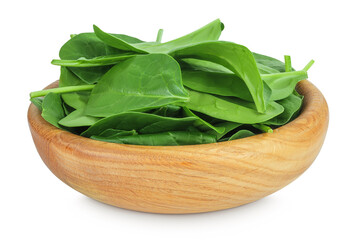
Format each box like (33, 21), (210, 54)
(27, 80), (329, 214)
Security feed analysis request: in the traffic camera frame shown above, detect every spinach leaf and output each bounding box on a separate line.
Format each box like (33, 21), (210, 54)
(151, 105), (182, 117)
(62, 102), (74, 116)
(143, 19), (224, 53)
(93, 25), (149, 53)
(85, 54), (189, 117)
(182, 107), (224, 134)
(182, 69), (253, 101)
(228, 129), (255, 140)
(96, 129), (138, 137)
(257, 63), (280, 74)
(81, 112), (198, 137)
(30, 97), (43, 111)
(58, 107), (101, 127)
(206, 122), (242, 140)
(93, 19), (224, 54)
(263, 93), (303, 125)
(169, 41), (267, 113)
(180, 58), (232, 73)
(91, 131), (217, 146)
(177, 88), (284, 124)
(253, 52), (291, 72)
(41, 93), (65, 129)
(29, 19), (312, 146)
(59, 67), (91, 110)
(59, 32), (142, 83)
(262, 70), (308, 100)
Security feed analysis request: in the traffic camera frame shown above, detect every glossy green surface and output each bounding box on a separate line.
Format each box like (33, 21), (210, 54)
(29, 19), (313, 146)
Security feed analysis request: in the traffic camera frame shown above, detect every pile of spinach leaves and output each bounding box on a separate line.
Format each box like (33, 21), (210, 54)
(30, 19), (314, 146)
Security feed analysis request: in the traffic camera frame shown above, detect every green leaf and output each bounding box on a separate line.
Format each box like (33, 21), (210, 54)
(206, 122), (242, 140)
(97, 129), (138, 138)
(41, 93), (65, 129)
(62, 102), (74, 115)
(169, 41), (266, 113)
(180, 58), (232, 73)
(93, 19), (224, 54)
(182, 107), (224, 134)
(58, 67), (92, 110)
(30, 97), (43, 111)
(257, 63), (280, 74)
(263, 93), (303, 125)
(59, 33), (143, 83)
(143, 19), (224, 53)
(253, 52), (292, 72)
(177, 88), (284, 124)
(58, 108), (101, 127)
(151, 105), (182, 117)
(91, 131), (217, 146)
(81, 112), (198, 137)
(182, 69), (253, 101)
(85, 54), (189, 117)
(93, 25), (149, 53)
(228, 129), (255, 140)
(262, 70), (308, 100)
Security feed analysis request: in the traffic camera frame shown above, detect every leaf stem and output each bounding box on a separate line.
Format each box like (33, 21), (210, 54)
(156, 29), (164, 43)
(303, 60), (315, 71)
(284, 55), (292, 72)
(261, 70), (308, 81)
(253, 124), (273, 133)
(30, 85), (95, 98)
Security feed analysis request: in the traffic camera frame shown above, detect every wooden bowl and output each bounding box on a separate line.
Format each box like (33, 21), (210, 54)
(28, 80), (328, 214)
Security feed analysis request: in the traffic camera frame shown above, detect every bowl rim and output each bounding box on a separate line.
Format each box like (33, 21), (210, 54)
(28, 79), (328, 149)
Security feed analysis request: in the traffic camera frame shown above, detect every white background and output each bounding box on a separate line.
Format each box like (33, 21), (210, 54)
(1, 0), (359, 239)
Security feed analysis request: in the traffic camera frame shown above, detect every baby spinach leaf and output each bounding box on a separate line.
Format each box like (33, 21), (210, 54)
(206, 122), (242, 140)
(169, 41), (267, 113)
(262, 70), (308, 100)
(93, 25), (149, 53)
(257, 63), (280, 74)
(59, 32), (142, 83)
(96, 129), (138, 137)
(59, 67), (86, 87)
(61, 92), (90, 110)
(90, 131), (217, 146)
(228, 129), (255, 140)
(151, 105), (182, 117)
(30, 97), (43, 111)
(85, 54), (189, 117)
(41, 93), (65, 129)
(59, 67), (91, 110)
(253, 52), (291, 72)
(58, 107), (101, 127)
(182, 107), (224, 134)
(29, 19), (312, 146)
(143, 19), (224, 53)
(263, 93), (303, 125)
(81, 112), (198, 137)
(177, 88), (284, 124)
(93, 19), (224, 54)
(62, 102), (74, 116)
(180, 58), (232, 73)
(182, 69), (253, 101)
